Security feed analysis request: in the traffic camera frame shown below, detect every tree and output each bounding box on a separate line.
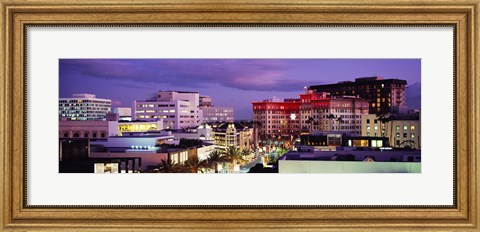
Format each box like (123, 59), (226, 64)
(326, 114), (336, 131)
(158, 159), (186, 173)
(184, 154), (208, 173)
(336, 116), (344, 131)
(223, 146), (247, 172)
(375, 113), (392, 145)
(206, 150), (227, 173)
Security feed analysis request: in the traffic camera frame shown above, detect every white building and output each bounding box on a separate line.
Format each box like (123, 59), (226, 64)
(200, 106), (234, 122)
(114, 107), (132, 121)
(132, 91), (200, 129)
(59, 93), (111, 121)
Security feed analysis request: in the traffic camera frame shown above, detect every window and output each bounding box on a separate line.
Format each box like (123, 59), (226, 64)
(93, 133), (97, 138)
(396, 125), (400, 131)
(411, 126), (416, 131)
(73, 133), (79, 138)
(403, 133), (407, 138)
(403, 125), (408, 130)
(374, 125), (378, 131)
(101, 133), (105, 138)
(366, 119), (370, 124)
(366, 125), (370, 130)
(63, 133), (68, 138)
(396, 133), (400, 138)
(411, 133), (415, 138)
(84, 133), (89, 138)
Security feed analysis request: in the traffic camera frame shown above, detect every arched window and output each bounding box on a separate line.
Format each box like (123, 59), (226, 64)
(73, 133), (79, 138)
(84, 133), (89, 138)
(92, 133), (97, 138)
(63, 133), (68, 138)
(101, 133), (105, 138)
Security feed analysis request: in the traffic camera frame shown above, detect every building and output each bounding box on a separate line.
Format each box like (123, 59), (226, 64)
(59, 120), (109, 139)
(213, 122), (253, 151)
(361, 113), (421, 149)
(299, 91), (369, 134)
(298, 132), (389, 149)
(309, 76), (408, 114)
(252, 92), (369, 138)
(132, 91), (200, 129)
(59, 119), (164, 139)
(200, 106), (234, 122)
(199, 96), (212, 107)
(252, 98), (301, 138)
(115, 107), (132, 121)
(278, 150), (421, 173)
(59, 93), (111, 121)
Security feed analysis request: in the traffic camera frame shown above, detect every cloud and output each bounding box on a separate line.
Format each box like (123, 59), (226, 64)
(60, 59), (309, 92)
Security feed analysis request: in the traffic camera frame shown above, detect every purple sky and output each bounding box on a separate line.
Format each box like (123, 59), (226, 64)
(59, 59), (421, 120)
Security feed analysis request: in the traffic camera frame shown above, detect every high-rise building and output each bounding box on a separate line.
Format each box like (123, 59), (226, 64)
(299, 91), (369, 134)
(59, 94), (111, 121)
(132, 91), (200, 129)
(309, 76), (408, 114)
(200, 106), (234, 122)
(115, 107), (132, 121)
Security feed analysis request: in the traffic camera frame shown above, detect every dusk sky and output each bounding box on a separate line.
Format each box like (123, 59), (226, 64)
(59, 59), (421, 120)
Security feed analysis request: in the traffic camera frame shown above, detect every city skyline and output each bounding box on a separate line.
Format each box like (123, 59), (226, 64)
(59, 59), (421, 120)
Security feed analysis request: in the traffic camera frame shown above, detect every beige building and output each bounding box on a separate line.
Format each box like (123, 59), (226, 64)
(213, 123), (253, 151)
(299, 91), (369, 134)
(361, 114), (421, 149)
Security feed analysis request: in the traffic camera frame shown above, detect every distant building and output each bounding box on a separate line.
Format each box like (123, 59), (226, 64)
(309, 76), (408, 114)
(213, 123), (253, 151)
(200, 106), (234, 122)
(115, 107), (132, 121)
(132, 91), (200, 129)
(59, 93), (111, 121)
(361, 113), (421, 149)
(199, 96), (212, 107)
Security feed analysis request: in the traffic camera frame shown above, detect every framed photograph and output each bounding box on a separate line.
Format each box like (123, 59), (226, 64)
(1, 0), (479, 231)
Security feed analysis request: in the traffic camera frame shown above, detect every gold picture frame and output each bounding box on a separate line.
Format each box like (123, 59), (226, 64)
(1, 0), (479, 231)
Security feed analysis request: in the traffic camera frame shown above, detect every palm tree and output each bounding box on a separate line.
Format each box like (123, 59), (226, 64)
(184, 154), (208, 173)
(336, 116), (344, 131)
(327, 114), (336, 131)
(223, 146), (247, 172)
(158, 159), (186, 173)
(376, 113), (392, 145)
(206, 150), (227, 173)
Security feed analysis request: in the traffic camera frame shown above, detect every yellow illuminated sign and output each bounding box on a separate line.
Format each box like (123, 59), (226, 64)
(118, 123), (157, 132)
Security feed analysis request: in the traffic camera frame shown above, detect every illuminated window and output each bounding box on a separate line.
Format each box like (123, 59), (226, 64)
(396, 125), (400, 131)
(403, 125), (408, 130)
(411, 126), (416, 131)
(396, 133), (400, 138)
(374, 125), (378, 131)
(411, 133), (415, 138)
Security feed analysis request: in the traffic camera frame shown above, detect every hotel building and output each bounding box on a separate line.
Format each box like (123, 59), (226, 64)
(299, 91), (369, 134)
(309, 76), (408, 114)
(252, 98), (301, 137)
(59, 93), (111, 121)
(252, 92), (369, 137)
(200, 106), (234, 122)
(361, 113), (421, 149)
(132, 91), (200, 129)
